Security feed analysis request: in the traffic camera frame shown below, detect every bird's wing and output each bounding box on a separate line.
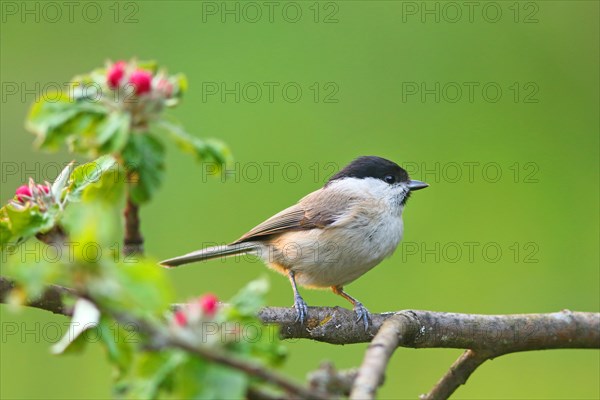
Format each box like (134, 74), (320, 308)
(231, 188), (355, 244)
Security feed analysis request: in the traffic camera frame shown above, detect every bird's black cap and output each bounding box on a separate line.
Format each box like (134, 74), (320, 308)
(327, 156), (410, 185)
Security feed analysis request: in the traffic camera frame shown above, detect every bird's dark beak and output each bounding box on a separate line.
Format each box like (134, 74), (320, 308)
(407, 180), (428, 191)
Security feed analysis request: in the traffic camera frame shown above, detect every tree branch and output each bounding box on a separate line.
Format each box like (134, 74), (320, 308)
(258, 306), (600, 352)
(1, 277), (598, 400)
(0, 276), (74, 316)
(105, 310), (328, 400)
(420, 349), (489, 400)
(2, 277), (598, 351)
(123, 193), (143, 256)
(350, 315), (408, 400)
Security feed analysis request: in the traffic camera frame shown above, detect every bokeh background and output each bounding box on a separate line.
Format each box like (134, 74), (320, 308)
(1, 1), (598, 399)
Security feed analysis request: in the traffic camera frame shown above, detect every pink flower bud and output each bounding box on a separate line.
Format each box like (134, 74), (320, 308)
(15, 185), (31, 202)
(156, 79), (174, 97)
(173, 310), (187, 327)
(37, 185), (50, 194)
(107, 61), (126, 89)
(129, 69), (153, 95)
(198, 294), (218, 316)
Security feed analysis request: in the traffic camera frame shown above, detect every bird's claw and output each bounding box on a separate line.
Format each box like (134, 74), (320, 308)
(354, 302), (371, 331)
(293, 294), (309, 325)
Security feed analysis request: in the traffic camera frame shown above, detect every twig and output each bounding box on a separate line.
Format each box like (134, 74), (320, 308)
(107, 310), (328, 400)
(0, 276), (74, 316)
(169, 334), (327, 399)
(123, 194), (143, 256)
(420, 349), (489, 400)
(308, 361), (357, 397)
(350, 315), (409, 399)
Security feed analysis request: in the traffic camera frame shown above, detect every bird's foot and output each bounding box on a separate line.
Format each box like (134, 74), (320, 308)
(353, 301), (371, 331)
(293, 294), (309, 325)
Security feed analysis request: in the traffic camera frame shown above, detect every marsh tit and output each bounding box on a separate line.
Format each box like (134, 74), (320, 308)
(162, 156), (428, 328)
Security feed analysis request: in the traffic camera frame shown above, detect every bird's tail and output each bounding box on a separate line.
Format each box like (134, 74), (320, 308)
(160, 242), (260, 268)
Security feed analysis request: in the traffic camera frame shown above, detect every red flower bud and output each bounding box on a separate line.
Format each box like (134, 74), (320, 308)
(129, 69), (153, 95)
(198, 294), (218, 316)
(37, 185), (50, 194)
(15, 185), (32, 202)
(107, 61), (126, 89)
(173, 310), (187, 327)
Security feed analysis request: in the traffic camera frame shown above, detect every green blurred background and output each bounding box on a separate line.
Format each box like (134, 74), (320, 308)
(1, 1), (598, 398)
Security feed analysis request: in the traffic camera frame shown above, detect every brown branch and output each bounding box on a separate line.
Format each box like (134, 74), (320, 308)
(0, 279), (325, 399)
(2, 279), (598, 352)
(350, 315), (408, 400)
(307, 361), (357, 397)
(420, 349), (489, 400)
(258, 306), (600, 352)
(35, 224), (68, 246)
(168, 333), (327, 399)
(106, 310), (328, 400)
(1, 278), (599, 399)
(0, 276), (74, 316)
(123, 194), (143, 256)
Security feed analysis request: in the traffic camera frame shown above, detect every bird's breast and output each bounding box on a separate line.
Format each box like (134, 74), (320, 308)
(267, 210), (404, 288)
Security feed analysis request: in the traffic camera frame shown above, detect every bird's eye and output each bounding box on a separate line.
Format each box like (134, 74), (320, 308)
(384, 175), (396, 184)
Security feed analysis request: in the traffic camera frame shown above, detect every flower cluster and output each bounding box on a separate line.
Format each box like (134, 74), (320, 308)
(106, 60), (177, 98)
(172, 294), (219, 328)
(11, 179), (55, 210)
(99, 60), (187, 131)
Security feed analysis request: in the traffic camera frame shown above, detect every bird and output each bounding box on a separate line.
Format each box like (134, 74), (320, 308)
(161, 156), (428, 329)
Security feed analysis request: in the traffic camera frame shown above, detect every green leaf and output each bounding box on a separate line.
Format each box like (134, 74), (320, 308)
(171, 358), (248, 400)
(26, 94), (107, 153)
(65, 113), (111, 157)
(88, 257), (173, 317)
(204, 138), (233, 167)
(199, 364), (248, 400)
(0, 218), (11, 249)
(96, 112), (131, 154)
(122, 133), (166, 205)
(97, 316), (135, 376)
(80, 165), (126, 205)
(118, 351), (186, 399)
(62, 200), (120, 253)
(157, 120), (232, 172)
(67, 155), (118, 201)
(227, 276), (270, 317)
(27, 94), (81, 148)
(3, 203), (55, 241)
(222, 277), (287, 367)
(2, 254), (67, 299)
